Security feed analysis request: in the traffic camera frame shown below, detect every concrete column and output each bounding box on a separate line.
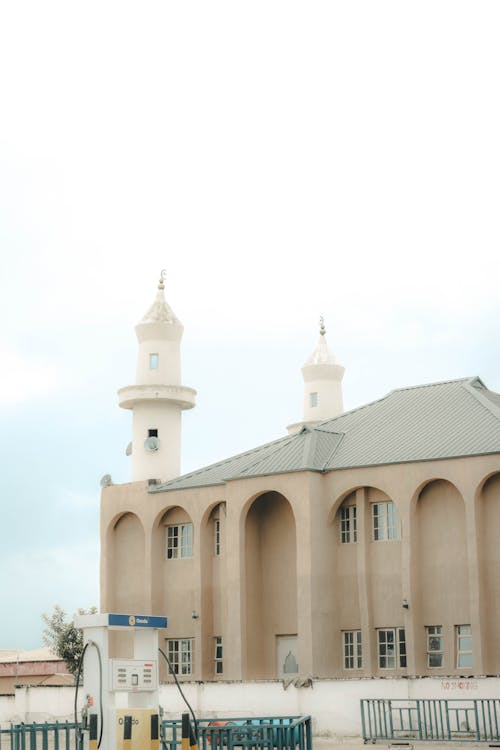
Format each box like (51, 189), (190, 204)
(356, 487), (374, 673)
(191, 514), (204, 681)
(465, 494), (485, 673)
(401, 494), (417, 674)
(226, 500), (245, 680)
(296, 482), (315, 677)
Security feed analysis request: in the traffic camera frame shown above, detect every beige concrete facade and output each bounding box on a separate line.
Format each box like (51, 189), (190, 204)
(100, 452), (500, 682)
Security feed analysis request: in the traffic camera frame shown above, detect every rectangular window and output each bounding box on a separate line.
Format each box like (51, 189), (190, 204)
(340, 505), (357, 544)
(426, 625), (444, 668)
(372, 502), (399, 541)
(214, 636), (223, 674)
(214, 518), (221, 556)
(166, 524), (193, 559)
(167, 639), (192, 675)
(343, 630), (362, 669)
(377, 628), (406, 669)
(456, 625), (473, 669)
(148, 428), (158, 438)
(150, 353), (159, 369)
(310, 392), (318, 407)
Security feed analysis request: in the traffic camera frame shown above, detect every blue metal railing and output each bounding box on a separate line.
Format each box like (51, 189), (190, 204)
(161, 716), (312, 750)
(361, 698), (500, 743)
(0, 721), (83, 750)
(0, 715), (311, 750)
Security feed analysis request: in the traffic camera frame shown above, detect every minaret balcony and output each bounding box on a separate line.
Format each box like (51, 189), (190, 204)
(118, 384), (196, 410)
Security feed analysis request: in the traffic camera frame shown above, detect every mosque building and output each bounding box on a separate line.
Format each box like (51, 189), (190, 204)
(100, 276), (500, 683)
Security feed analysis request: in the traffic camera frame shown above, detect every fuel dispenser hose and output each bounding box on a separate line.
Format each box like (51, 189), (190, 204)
(74, 640), (104, 749)
(158, 647), (198, 739)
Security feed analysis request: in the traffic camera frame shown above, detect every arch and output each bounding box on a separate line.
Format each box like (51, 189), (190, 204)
(244, 491), (297, 680)
(409, 476), (463, 514)
(413, 478), (469, 674)
(474, 470), (500, 502)
(201, 499), (226, 527)
(151, 505), (195, 568)
(240, 486), (298, 527)
(107, 512), (146, 613)
(328, 486), (363, 525)
(476, 472), (500, 672)
(150, 503), (198, 680)
(329, 484), (398, 525)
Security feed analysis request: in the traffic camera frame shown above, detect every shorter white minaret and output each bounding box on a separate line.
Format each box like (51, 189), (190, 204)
(118, 273), (196, 482)
(287, 318), (345, 434)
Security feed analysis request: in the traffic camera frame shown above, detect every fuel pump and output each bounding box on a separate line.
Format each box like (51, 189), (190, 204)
(75, 612), (167, 750)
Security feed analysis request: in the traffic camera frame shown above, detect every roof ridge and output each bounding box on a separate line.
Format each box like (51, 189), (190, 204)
(321, 431), (346, 469)
(301, 429), (318, 468)
(387, 375), (478, 393)
(462, 380), (500, 421)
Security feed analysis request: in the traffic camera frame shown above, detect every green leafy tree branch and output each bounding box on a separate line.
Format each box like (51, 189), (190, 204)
(42, 604), (97, 677)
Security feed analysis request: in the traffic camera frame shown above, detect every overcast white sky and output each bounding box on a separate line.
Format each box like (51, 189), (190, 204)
(0, 1), (499, 648)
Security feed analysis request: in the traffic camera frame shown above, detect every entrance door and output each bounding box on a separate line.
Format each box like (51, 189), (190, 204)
(276, 636), (298, 678)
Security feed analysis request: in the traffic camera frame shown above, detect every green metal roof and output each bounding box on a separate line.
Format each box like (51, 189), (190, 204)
(152, 376), (500, 493)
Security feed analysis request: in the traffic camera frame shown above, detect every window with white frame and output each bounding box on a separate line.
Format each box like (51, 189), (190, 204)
(456, 625), (473, 669)
(166, 524), (193, 559)
(149, 353), (159, 369)
(426, 625), (444, 668)
(214, 636), (223, 674)
(340, 505), (357, 543)
(343, 630), (362, 670)
(310, 392), (318, 408)
(377, 628), (406, 669)
(372, 502), (399, 541)
(167, 639), (193, 675)
(214, 518), (221, 556)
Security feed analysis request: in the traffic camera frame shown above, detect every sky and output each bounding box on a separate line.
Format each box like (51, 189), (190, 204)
(0, 1), (499, 649)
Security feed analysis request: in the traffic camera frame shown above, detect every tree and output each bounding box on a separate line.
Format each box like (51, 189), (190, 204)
(42, 604), (97, 676)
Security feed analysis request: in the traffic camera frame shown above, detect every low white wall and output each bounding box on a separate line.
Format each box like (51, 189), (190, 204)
(0, 677), (496, 737)
(158, 676), (493, 739)
(0, 686), (83, 727)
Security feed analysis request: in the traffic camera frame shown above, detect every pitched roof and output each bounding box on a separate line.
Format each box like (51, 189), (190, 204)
(152, 376), (500, 492)
(0, 647), (61, 664)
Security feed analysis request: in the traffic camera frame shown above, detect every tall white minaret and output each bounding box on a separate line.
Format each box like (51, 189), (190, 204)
(287, 317), (345, 434)
(118, 272), (196, 482)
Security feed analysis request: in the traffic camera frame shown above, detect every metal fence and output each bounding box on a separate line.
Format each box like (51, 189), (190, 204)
(0, 721), (83, 750)
(361, 698), (500, 743)
(162, 715), (312, 750)
(0, 715), (311, 750)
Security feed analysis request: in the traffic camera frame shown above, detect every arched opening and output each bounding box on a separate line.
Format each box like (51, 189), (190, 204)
(152, 505), (196, 680)
(108, 513), (146, 613)
(415, 479), (469, 674)
(478, 473), (500, 672)
(244, 491), (297, 679)
(106, 513), (146, 658)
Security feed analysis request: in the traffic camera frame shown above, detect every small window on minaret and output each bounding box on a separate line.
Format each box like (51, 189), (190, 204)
(150, 353), (159, 369)
(148, 429), (158, 438)
(310, 392), (318, 408)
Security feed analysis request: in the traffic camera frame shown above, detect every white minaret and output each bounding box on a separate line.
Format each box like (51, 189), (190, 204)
(287, 317), (345, 434)
(118, 272), (196, 482)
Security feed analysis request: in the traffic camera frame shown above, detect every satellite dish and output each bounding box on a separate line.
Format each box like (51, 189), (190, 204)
(100, 474), (113, 488)
(144, 436), (160, 452)
(125, 442), (132, 456)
